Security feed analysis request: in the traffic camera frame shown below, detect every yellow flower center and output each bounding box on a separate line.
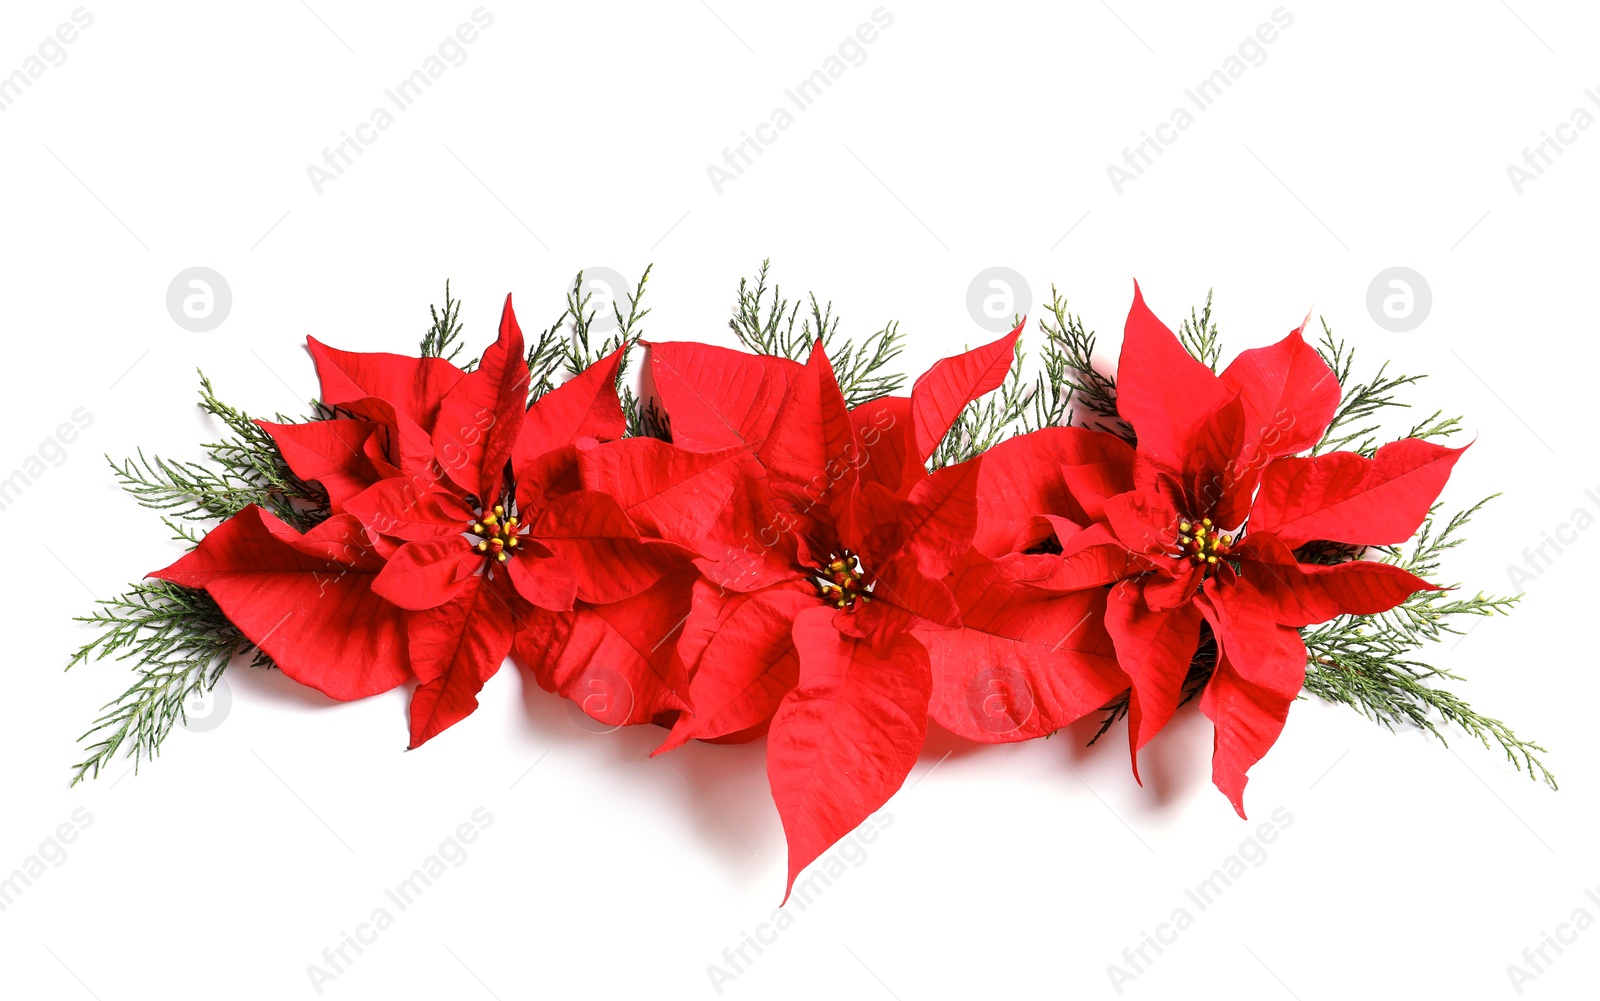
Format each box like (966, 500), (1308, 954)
(467, 503), (521, 564)
(814, 550), (872, 609)
(1176, 517), (1233, 567)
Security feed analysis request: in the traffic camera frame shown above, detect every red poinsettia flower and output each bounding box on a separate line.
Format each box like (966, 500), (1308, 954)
(155, 296), (736, 749)
(340, 298), (741, 747)
(973, 284), (1463, 814)
(640, 326), (1021, 897)
(151, 313), (487, 704)
(919, 425), (1144, 743)
(147, 338), (480, 704)
(258, 337), (468, 513)
(150, 507), (411, 700)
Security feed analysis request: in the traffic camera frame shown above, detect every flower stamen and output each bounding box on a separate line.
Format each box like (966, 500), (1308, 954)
(467, 500), (521, 567)
(1176, 516), (1232, 568)
(813, 550), (872, 609)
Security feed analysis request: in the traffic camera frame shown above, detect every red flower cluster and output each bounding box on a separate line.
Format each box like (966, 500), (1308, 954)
(154, 285), (1461, 897)
(155, 297), (741, 748)
(920, 285), (1460, 818)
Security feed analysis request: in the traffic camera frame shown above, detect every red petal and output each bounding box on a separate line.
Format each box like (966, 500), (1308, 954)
(306, 336), (464, 434)
(517, 346), (626, 460)
(689, 472), (802, 594)
(511, 570), (696, 725)
(648, 341), (798, 452)
(922, 554), (1123, 742)
(344, 474), (473, 542)
(909, 321), (1024, 460)
(149, 508), (409, 701)
(841, 462), (978, 586)
(513, 443), (582, 517)
(335, 397), (437, 477)
(850, 396), (921, 496)
(407, 575), (516, 747)
(659, 581), (814, 748)
(432, 294), (529, 500)
(841, 549), (961, 639)
(1250, 439), (1467, 548)
(1104, 579), (1204, 781)
(1178, 395), (1251, 529)
(1059, 455), (1137, 525)
(579, 431), (796, 588)
(969, 426), (1134, 555)
(1115, 282), (1232, 467)
(1218, 321), (1340, 463)
(506, 554), (578, 611)
(531, 490), (690, 603)
(361, 427), (402, 480)
(898, 459), (981, 578)
(258, 419), (380, 514)
(1195, 578), (1307, 816)
(1006, 512), (1083, 556)
(371, 537), (481, 611)
(573, 437), (745, 551)
(1237, 531), (1442, 626)
(1002, 522), (1144, 591)
(758, 339), (857, 530)
(1102, 488), (1181, 560)
(769, 606), (931, 901)
(842, 481), (915, 568)
(1197, 653), (1292, 819)
(1142, 562), (1203, 611)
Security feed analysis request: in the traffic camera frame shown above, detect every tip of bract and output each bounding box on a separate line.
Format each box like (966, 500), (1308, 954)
(499, 292), (520, 339)
(1294, 307), (1315, 338)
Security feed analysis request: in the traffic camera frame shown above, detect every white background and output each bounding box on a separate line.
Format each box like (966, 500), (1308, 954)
(2, 2), (1596, 998)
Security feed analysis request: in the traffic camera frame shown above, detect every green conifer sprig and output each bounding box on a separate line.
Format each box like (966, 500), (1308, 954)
(107, 372), (327, 537)
(934, 287), (1149, 466)
(68, 581), (265, 786)
(1300, 497), (1551, 787)
(526, 314), (570, 404)
(74, 369), (314, 783)
(532, 266), (660, 435)
(420, 280), (471, 367)
(1176, 289), (1222, 372)
(929, 288), (1129, 464)
(930, 342), (1034, 468)
(729, 260), (906, 407)
(1312, 323), (1462, 457)
(1032, 287), (1130, 441)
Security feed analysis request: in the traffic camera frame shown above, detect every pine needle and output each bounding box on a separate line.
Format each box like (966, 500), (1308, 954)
(729, 260), (906, 407)
(67, 581), (266, 786)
